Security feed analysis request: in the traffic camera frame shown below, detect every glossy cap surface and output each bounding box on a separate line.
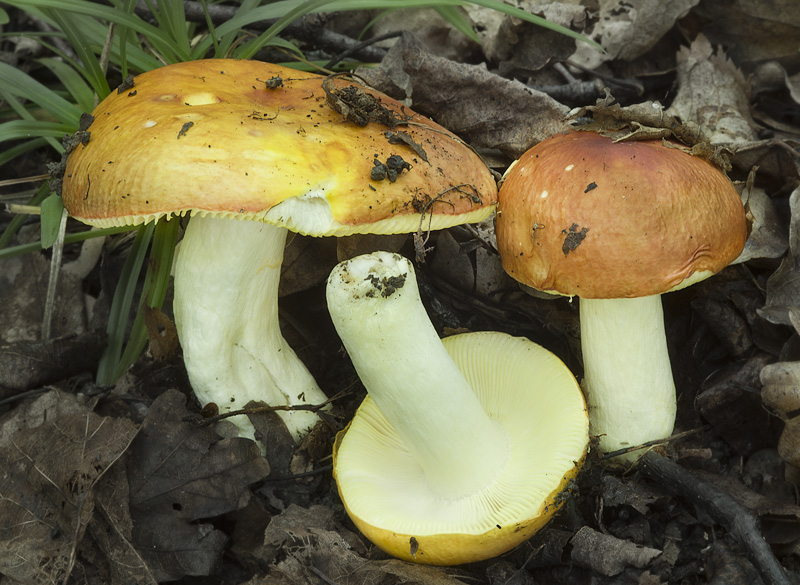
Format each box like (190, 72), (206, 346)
(496, 131), (747, 298)
(62, 59), (496, 235)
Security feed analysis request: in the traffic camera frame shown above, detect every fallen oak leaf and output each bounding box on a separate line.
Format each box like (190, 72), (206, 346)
(127, 389), (269, 581)
(0, 389), (137, 585)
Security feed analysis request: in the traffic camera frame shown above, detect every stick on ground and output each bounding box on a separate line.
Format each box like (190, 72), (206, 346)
(639, 450), (791, 585)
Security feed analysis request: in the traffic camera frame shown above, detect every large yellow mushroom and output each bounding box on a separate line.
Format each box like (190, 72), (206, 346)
(61, 59), (497, 443)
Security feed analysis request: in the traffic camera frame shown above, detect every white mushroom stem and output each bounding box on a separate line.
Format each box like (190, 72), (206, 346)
(326, 252), (509, 499)
(580, 295), (676, 461)
(173, 215), (328, 444)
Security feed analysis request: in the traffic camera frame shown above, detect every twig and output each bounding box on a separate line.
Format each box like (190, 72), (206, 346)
(639, 451), (791, 585)
(42, 206), (68, 341)
(194, 390), (347, 426)
(323, 30), (402, 69)
(600, 426), (710, 461)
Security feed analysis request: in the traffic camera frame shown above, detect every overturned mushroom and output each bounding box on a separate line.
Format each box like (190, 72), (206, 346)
(327, 251), (589, 565)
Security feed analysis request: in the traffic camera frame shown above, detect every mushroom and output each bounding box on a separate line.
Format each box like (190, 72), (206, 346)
(327, 251), (589, 565)
(61, 59), (497, 443)
(496, 131), (748, 461)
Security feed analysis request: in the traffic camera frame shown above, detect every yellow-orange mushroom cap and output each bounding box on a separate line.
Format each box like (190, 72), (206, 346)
(62, 59), (496, 233)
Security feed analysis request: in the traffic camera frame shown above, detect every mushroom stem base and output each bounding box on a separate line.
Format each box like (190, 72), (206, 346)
(173, 215), (328, 444)
(580, 295), (676, 462)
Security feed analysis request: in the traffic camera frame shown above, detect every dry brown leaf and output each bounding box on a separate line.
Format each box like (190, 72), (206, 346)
(90, 463), (158, 585)
(278, 234), (338, 297)
(127, 389), (270, 581)
(259, 504), (467, 584)
(667, 35), (758, 144)
(695, 0), (800, 71)
(601, 475), (663, 516)
(779, 418), (800, 468)
(356, 33), (571, 158)
(0, 248), (86, 344)
(758, 185), (800, 329)
(0, 390), (138, 585)
(0, 331), (105, 391)
(570, 0), (700, 70)
(429, 230), (476, 293)
(482, 2), (586, 76)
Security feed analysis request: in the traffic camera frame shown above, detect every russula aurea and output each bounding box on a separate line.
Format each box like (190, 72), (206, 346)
(327, 251), (589, 565)
(496, 131), (747, 461)
(60, 59), (497, 443)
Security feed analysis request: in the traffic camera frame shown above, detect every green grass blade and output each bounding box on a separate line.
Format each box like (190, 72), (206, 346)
(153, 0), (192, 59)
(0, 119), (75, 141)
(434, 5), (479, 43)
(47, 9), (111, 98)
(115, 217), (179, 379)
(0, 225), (133, 258)
(235, 0), (337, 60)
(96, 222), (155, 385)
(7, 0), (184, 63)
(0, 62), (83, 126)
(323, 0), (602, 50)
(39, 193), (65, 249)
(37, 57), (96, 112)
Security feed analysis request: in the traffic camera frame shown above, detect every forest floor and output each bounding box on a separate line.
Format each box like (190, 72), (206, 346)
(2, 1), (800, 584)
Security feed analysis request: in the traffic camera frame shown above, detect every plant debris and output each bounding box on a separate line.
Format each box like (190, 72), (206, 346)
(370, 154), (411, 182)
(323, 74), (408, 127)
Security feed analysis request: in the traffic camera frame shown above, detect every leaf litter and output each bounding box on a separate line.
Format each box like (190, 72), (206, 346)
(3, 1), (800, 583)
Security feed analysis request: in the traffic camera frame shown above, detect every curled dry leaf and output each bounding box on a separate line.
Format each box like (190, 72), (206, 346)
(569, 0), (700, 70)
(0, 390), (138, 585)
(569, 526), (662, 577)
(759, 185), (800, 328)
(667, 34), (758, 145)
(761, 361), (800, 414)
(356, 33), (571, 159)
(566, 94), (735, 171)
(734, 187), (790, 264)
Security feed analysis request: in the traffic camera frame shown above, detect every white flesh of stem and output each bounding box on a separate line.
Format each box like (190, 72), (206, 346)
(173, 215), (327, 443)
(580, 295), (676, 461)
(327, 252), (509, 499)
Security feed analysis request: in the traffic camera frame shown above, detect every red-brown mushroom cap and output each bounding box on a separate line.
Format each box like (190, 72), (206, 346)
(62, 59), (496, 234)
(496, 131), (747, 298)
